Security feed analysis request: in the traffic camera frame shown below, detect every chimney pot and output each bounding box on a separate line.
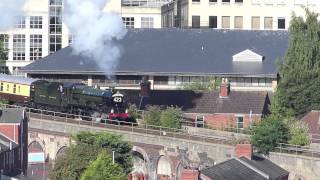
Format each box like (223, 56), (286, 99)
(219, 78), (230, 98)
(235, 141), (252, 160)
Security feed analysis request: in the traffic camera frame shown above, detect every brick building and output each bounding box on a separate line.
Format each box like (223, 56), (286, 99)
(125, 80), (270, 129)
(0, 108), (28, 177)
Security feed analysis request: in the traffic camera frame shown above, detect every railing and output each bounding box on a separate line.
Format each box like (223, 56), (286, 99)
(3, 104), (320, 158)
(1, 104), (238, 146)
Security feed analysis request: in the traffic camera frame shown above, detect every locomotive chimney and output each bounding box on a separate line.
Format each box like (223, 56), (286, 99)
(140, 77), (151, 97)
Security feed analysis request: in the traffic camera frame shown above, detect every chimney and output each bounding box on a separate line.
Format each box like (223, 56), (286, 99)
(219, 78), (230, 98)
(140, 78), (151, 97)
(235, 141), (252, 160)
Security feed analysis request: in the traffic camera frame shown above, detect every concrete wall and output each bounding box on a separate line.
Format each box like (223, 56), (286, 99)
(269, 152), (320, 180)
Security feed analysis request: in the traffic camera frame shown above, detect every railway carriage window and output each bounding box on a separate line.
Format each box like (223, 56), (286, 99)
(13, 84), (16, 94)
(6, 84), (9, 92)
(0, 83), (3, 91)
(18, 86), (20, 93)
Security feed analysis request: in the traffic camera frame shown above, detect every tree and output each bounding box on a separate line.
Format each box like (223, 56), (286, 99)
(160, 106), (183, 129)
(50, 144), (102, 180)
(80, 151), (126, 180)
(251, 115), (289, 155)
(127, 103), (139, 123)
(143, 105), (162, 127)
(274, 9), (320, 117)
(49, 132), (133, 180)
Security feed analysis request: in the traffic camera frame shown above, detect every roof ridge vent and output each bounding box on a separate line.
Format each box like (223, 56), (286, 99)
(236, 158), (270, 179)
(233, 49), (263, 62)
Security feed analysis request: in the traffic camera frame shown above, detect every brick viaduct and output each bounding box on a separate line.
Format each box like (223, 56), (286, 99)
(28, 117), (320, 180)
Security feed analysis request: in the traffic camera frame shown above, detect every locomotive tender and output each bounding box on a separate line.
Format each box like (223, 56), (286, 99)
(0, 74), (129, 121)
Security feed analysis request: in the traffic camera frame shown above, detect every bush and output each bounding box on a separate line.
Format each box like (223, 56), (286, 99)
(251, 115), (289, 155)
(288, 121), (311, 146)
(143, 105), (162, 127)
(160, 106), (183, 129)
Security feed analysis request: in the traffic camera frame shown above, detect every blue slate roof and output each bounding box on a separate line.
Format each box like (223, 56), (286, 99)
(22, 29), (288, 77)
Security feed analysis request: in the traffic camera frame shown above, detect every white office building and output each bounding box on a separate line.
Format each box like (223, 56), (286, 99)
(0, 0), (171, 75)
(162, 0), (320, 29)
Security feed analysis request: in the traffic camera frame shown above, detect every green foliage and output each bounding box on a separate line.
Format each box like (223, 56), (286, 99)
(128, 103), (139, 122)
(144, 105), (183, 129)
(0, 98), (8, 106)
(49, 132), (133, 180)
(160, 106), (183, 129)
(74, 132), (133, 174)
(288, 121), (311, 146)
(274, 9), (320, 117)
(49, 144), (102, 180)
(80, 151), (126, 180)
(144, 105), (162, 126)
(182, 76), (221, 91)
(251, 116), (289, 155)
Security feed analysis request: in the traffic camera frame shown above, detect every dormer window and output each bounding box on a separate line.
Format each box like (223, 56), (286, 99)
(232, 49), (264, 62)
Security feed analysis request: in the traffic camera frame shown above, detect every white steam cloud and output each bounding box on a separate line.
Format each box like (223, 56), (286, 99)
(0, 0), (26, 30)
(64, 0), (127, 75)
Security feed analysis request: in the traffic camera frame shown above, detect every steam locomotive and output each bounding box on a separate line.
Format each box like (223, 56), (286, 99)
(0, 74), (130, 122)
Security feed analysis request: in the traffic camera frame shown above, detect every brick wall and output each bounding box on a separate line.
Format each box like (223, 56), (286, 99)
(185, 113), (261, 130)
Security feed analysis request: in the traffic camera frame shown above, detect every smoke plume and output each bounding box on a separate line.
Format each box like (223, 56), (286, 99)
(0, 0), (26, 30)
(64, 0), (127, 75)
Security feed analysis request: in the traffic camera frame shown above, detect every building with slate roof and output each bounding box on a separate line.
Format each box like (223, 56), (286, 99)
(200, 143), (289, 180)
(124, 81), (269, 129)
(22, 29), (288, 92)
(0, 108), (28, 176)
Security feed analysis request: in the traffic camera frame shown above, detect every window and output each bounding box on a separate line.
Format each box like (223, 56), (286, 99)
(49, 1), (62, 54)
(192, 16), (200, 28)
(0, 66), (9, 74)
(30, 34), (42, 60)
(258, 78), (266, 87)
(278, 18), (285, 29)
(209, 16), (217, 28)
(234, 16), (243, 29)
(222, 0), (230, 3)
(13, 34), (25, 60)
(235, 0), (243, 3)
(122, 17), (135, 28)
(0, 34), (9, 60)
(236, 116), (244, 129)
(264, 17), (273, 29)
(209, 0), (217, 2)
(0, 83), (3, 91)
(192, 0), (200, 2)
(141, 17), (154, 28)
(15, 16), (25, 28)
(6, 84), (9, 91)
(251, 16), (260, 29)
(30, 16), (42, 29)
(222, 16), (230, 29)
(13, 84), (16, 94)
(196, 115), (204, 128)
(154, 76), (169, 85)
(18, 86), (20, 93)
(50, 0), (62, 5)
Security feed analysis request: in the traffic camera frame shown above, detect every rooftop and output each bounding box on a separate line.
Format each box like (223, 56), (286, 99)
(300, 110), (320, 143)
(0, 108), (25, 124)
(201, 155), (289, 180)
(22, 29), (288, 77)
(124, 89), (269, 114)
